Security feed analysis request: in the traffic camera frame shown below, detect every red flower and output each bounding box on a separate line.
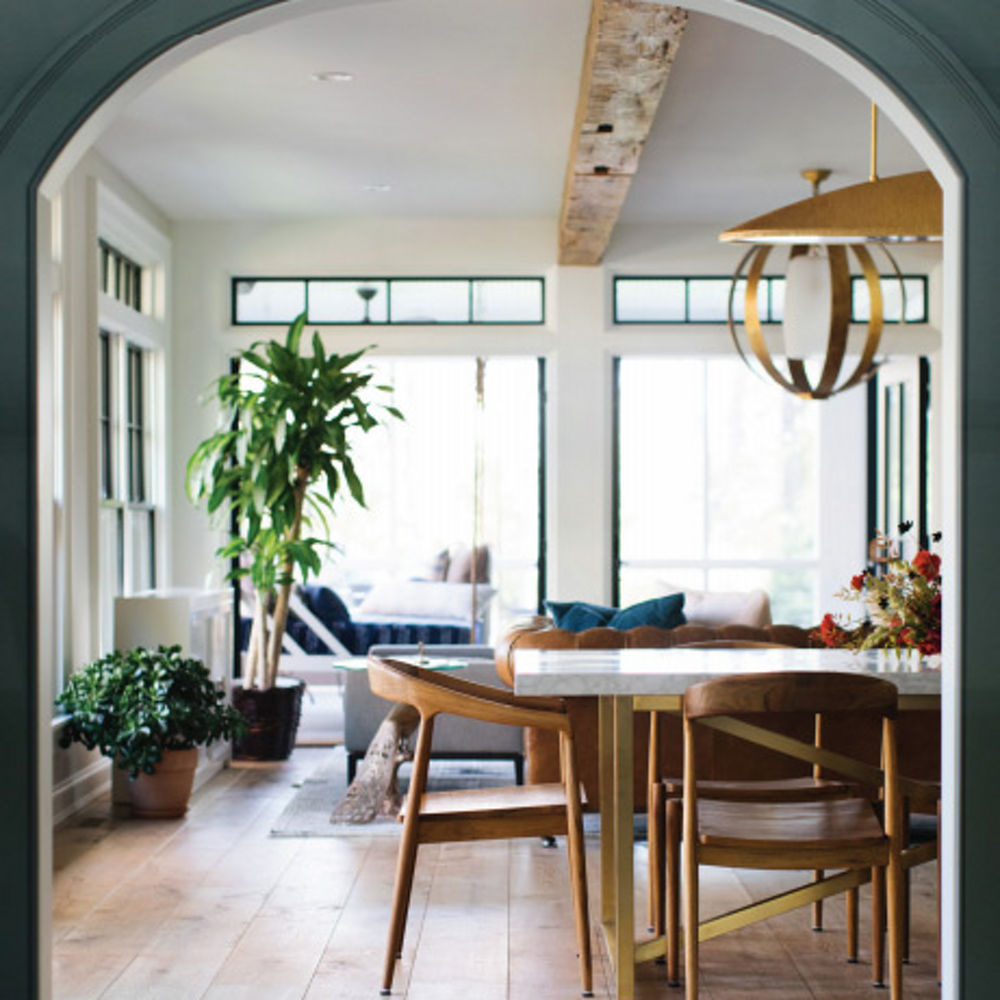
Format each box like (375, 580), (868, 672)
(919, 633), (941, 655)
(913, 549), (941, 582)
(850, 573), (866, 591)
(816, 613), (845, 648)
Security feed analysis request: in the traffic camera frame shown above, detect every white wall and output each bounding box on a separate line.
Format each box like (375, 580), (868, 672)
(169, 213), (942, 613)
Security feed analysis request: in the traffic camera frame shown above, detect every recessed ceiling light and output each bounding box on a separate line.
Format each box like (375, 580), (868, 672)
(363, 183), (392, 193)
(310, 70), (354, 83)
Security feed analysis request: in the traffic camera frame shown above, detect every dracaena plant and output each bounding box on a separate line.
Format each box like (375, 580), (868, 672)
(186, 313), (401, 690)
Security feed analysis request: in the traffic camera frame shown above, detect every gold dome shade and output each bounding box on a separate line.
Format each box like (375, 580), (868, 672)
(720, 170), (942, 244)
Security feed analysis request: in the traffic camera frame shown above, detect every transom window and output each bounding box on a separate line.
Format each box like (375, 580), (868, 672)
(613, 274), (928, 325)
(232, 276), (545, 326)
(99, 238), (144, 312)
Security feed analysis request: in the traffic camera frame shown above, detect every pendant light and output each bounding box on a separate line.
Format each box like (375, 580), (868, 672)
(720, 106), (941, 400)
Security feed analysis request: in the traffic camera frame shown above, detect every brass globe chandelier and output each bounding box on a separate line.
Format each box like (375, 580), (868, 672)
(719, 105), (942, 400)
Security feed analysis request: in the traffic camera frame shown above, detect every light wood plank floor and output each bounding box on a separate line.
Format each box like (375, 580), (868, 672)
(53, 748), (941, 999)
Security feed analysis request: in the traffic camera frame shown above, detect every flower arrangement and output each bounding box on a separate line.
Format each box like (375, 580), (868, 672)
(815, 523), (942, 655)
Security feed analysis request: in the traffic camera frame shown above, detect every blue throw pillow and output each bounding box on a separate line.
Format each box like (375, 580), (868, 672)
(300, 584), (352, 625)
(607, 593), (686, 630)
(546, 599), (616, 632)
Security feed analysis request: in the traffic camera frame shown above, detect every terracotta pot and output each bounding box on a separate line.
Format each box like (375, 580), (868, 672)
(127, 747), (199, 818)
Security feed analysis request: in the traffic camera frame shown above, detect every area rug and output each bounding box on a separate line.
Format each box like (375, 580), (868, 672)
(270, 746), (646, 840)
(269, 746), (520, 837)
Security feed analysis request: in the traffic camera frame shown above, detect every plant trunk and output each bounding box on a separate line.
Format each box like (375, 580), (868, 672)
(245, 590), (269, 690)
(263, 469), (309, 689)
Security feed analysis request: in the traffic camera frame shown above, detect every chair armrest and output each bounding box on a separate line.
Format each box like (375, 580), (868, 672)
(367, 655), (570, 733)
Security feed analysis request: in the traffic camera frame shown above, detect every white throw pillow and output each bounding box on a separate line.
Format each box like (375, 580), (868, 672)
(659, 583), (772, 628)
(356, 580), (496, 621)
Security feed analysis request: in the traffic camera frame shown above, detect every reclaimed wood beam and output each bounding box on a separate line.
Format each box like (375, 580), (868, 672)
(558, 1), (688, 265)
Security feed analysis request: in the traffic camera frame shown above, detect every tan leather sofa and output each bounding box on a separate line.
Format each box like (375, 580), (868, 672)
(495, 617), (939, 811)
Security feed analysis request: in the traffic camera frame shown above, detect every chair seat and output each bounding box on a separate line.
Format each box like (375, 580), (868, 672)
(698, 796), (887, 850)
(401, 782), (570, 822)
(663, 775), (854, 801)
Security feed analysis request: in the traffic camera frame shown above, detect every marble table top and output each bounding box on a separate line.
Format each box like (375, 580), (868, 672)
(513, 646), (941, 698)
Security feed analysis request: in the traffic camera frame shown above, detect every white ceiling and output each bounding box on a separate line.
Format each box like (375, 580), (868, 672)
(94, 0), (927, 228)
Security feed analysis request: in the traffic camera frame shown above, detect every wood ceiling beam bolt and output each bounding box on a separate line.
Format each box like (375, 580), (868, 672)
(558, 1), (688, 266)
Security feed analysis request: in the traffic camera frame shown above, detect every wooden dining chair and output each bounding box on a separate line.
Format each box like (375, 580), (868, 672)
(366, 655), (593, 997)
(679, 670), (904, 999)
(646, 640), (858, 984)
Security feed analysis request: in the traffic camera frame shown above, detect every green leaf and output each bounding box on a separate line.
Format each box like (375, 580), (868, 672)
(286, 312), (307, 355)
(341, 457), (365, 506)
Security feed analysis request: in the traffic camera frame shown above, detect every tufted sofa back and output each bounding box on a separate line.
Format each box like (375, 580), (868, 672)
(495, 616), (818, 688)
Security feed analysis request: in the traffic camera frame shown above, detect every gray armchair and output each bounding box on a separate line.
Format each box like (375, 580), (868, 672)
(343, 644), (524, 783)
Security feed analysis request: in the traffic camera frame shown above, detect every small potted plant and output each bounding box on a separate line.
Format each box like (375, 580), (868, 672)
(56, 645), (246, 818)
(186, 312), (401, 759)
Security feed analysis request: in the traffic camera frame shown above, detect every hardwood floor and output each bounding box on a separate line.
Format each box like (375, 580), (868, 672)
(53, 748), (941, 999)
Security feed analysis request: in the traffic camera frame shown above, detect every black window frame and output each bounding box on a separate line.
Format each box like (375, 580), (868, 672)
(230, 275), (547, 327)
(612, 273), (929, 325)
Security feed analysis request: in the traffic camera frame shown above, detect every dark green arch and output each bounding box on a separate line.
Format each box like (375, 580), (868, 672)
(2, 1), (998, 996)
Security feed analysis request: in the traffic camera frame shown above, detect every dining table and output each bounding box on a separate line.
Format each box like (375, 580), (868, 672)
(512, 645), (942, 1000)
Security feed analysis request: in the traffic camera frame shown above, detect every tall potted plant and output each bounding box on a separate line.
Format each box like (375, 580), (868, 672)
(187, 313), (400, 757)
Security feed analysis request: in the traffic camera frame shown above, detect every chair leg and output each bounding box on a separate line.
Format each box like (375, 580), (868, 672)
(846, 886), (859, 962)
(649, 782), (664, 935)
(381, 814), (421, 994)
(901, 802), (911, 963)
(666, 797), (682, 987)
(871, 865), (886, 988)
(683, 829), (699, 1000)
(937, 798), (942, 984)
(887, 849), (904, 999)
(381, 716), (435, 995)
(647, 710), (661, 932)
(812, 870), (824, 930)
(682, 714), (699, 1000)
(562, 731), (593, 997)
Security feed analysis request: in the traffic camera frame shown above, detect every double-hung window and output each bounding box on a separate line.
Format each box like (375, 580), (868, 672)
(97, 235), (162, 651)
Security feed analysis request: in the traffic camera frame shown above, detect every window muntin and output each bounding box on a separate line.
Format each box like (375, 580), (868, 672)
(232, 276), (545, 326)
(613, 274), (928, 325)
(615, 356), (820, 625)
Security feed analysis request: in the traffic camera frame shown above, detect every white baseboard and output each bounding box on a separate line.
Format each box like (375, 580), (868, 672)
(56, 749), (228, 823)
(52, 758), (110, 826)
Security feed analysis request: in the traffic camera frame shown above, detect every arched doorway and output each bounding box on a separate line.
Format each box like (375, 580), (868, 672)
(3, 2), (998, 996)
